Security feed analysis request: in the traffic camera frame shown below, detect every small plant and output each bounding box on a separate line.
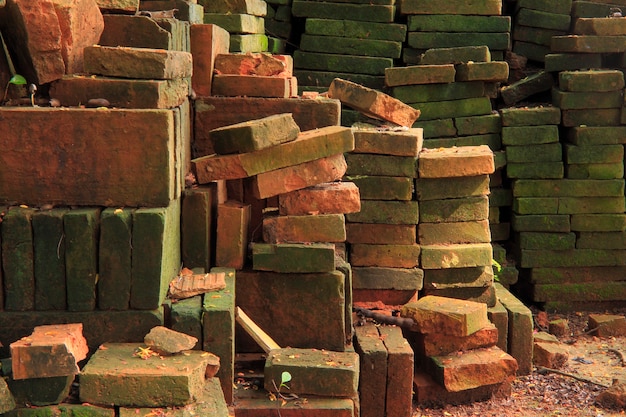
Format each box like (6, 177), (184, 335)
(492, 258), (502, 282)
(270, 371), (298, 416)
(2, 74), (26, 104)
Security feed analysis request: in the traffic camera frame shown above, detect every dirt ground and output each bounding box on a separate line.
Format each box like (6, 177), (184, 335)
(414, 309), (626, 417)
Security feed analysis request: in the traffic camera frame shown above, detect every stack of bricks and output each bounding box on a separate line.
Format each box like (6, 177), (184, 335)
(402, 296), (518, 406)
(417, 146), (497, 306)
(292, 0), (400, 92)
(202, 0), (269, 53)
(511, 0), (572, 63)
(264, 0), (293, 53)
(398, 0), (510, 64)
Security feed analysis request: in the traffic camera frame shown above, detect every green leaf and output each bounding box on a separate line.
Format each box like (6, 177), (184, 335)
(281, 371), (292, 384)
(9, 74), (26, 85)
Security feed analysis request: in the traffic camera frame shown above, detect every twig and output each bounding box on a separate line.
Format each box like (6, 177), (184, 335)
(354, 307), (417, 329)
(536, 366), (610, 388)
(607, 348), (626, 367)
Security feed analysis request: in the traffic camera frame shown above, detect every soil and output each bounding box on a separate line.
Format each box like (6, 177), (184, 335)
(414, 309), (626, 417)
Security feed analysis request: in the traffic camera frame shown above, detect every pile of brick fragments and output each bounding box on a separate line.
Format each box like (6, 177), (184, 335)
(2, 0), (626, 415)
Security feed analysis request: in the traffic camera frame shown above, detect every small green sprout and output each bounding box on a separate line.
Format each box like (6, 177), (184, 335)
(3, 74), (26, 104)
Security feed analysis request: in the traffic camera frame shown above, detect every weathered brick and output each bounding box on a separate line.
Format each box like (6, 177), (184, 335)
(521, 248), (626, 267)
(419, 145), (494, 178)
(98, 208), (133, 311)
(216, 201), (250, 270)
(419, 220), (491, 245)
(230, 34), (269, 53)
(201, 0), (266, 15)
(80, 343), (215, 407)
(191, 24), (230, 96)
(214, 53), (292, 76)
(96, 0), (139, 13)
(413, 370), (511, 406)
(533, 341), (569, 369)
(279, 182), (361, 216)
(499, 72), (555, 106)
(352, 266), (423, 293)
(455, 114), (501, 136)
(346, 223), (416, 245)
(559, 69), (625, 92)
(513, 198), (559, 214)
(517, 8), (571, 31)
(262, 213), (346, 243)
(292, 0), (395, 23)
(563, 108), (621, 127)
(354, 323), (387, 417)
(420, 243), (493, 269)
(411, 97), (493, 121)
(567, 163), (623, 179)
(0, 371), (15, 413)
(381, 325), (414, 417)
(352, 128), (423, 156)
(588, 314), (626, 337)
(420, 196), (489, 223)
(488, 300), (509, 351)
(518, 232), (576, 250)
(233, 392), (355, 416)
(423, 285), (497, 307)
(417, 322), (498, 357)
(300, 34), (402, 59)
(253, 154), (346, 199)
(349, 176), (414, 201)
(534, 281), (626, 302)
(511, 214), (570, 232)
(495, 283), (534, 374)
(252, 243), (336, 272)
(203, 13), (264, 33)
(512, 25), (566, 47)
(407, 32), (510, 51)
(1, 207), (35, 311)
(6, 374), (74, 407)
(416, 175), (490, 200)
(294, 51), (393, 75)
(423, 265), (494, 289)
(506, 143), (562, 163)
(345, 154), (418, 178)
(570, 213), (626, 232)
(408, 15), (509, 32)
(502, 125), (559, 146)
(212, 74), (294, 98)
(553, 35), (626, 53)
(181, 186), (216, 272)
(346, 200), (419, 225)
(500, 106), (560, 127)
(84, 45), (192, 79)
(192, 126), (354, 182)
(328, 78), (421, 127)
(566, 144), (623, 164)
(306, 17), (406, 41)
(545, 52), (603, 72)
(455, 61), (509, 82)
(385, 64), (456, 87)
(171, 295), (202, 350)
(513, 179), (625, 197)
(100, 14), (173, 50)
(553, 88), (623, 109)
(350, 244), (420, 268)
(392, 82), (485, 104)
(400, 0), (502, 15)
(516, 0), (572, 14)
(506, 161), (561, 179)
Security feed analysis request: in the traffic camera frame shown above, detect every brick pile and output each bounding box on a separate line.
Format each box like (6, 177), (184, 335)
(202, 0), (269, 53)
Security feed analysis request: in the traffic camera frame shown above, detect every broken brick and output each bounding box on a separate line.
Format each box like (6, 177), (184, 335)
(279, 182), (361, 216)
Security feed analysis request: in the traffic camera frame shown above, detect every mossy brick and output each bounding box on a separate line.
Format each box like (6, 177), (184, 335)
(420, 195), (489, 223)
(552, 35), (626, 53)
(354, 323), (387, 417)
(565, 144), (623, 164)
(4, 404), (115, 417)
(420, 243), (493, 269)
(6, 374), (74, 407)
(487, 300), (509, 351)
(407, 32), (510, 51)
(203, 13), (264, 33)
(489, 207), (501, 223)
(346, 223), (416, 245)
(352, 266), (424, 290)
(0, 108), (176, 207)
(413, 118), (457, 138)
(345, 154), (417, 178)
(516, 8), (571, 30)
(352, 128), (423, 157)
(293, 51), (392, 75)
(520, 249), (626, 267)
(278, 182), (361, 216)
(506, 162), (565, 179)
(411, 97), (492, 121)
(559, 196), (624, 214)
(99, 14), (174, 50)
(392, 82), (485, 104)
(493, 150), (507, 169)
(418, 46), (491, 65)
(264, 348), (358, 397)
(171, 295), (202, 350)
(568, 159), (623, 179)
(399, 0), (503, 15)
(513, 197), (559, 214)
(296, 69), (385, 90)
(574, 17), (626, 35)
(236, 270), (346, 351)
(544, 52), (603, 72)
(181, 186), (216, 271)
(32, 209), (68, 311)
(215, 201), (250, 269)
(455, 62), (509, 83)
(49, 75), (189, 109)
(380, 325), (414, 417)
(418, 220), (491, 245)
(329, 78), (421, 127)
(506, 143), (562, 164)
(423, 265), (494, 289)
(346, 200), (419, 224)
(571, 1), (626, 18)
(305, 18), (406, 41)
(418, 145), (494, 178)
(452, 133), (502, 151)
(531, 266), (626, 284)
(416, 175), (490, 200)
(577, 231), (626, 249)
(559, 69), (625, 92)
(292, 0), (395, 22)
(201, 0), (267, 15)
(490, 188), (512, 207)
(566, 126), (626, 145)
(517, 232), (576, 250)
(210, 113), (299, 156)
(349, 243), (420, 268)
(1, 208), (35, 311)
(252, 242), (336, 272)
(192, 125), (354, 182)
(494, 283), (533, 375)
(553, 88), (623, 109)
(84, 45), (191, 79)
(98, 208), (133, 311)
(512, 40), (551, 63)
(407, 15), (510, 32)
(384, 64), (456, 87)
(0, 377), (15, 414)
(502, 125), (559, 145)
(119, 378), (228, 417)
(300, 34), (402, 59)
(571, 213), (626, 232)
(512, 179), (625, 197)
(499, 72), (555, 106)
(348, 176), (414, 201)
(516, 0), (572, 14)
(64, 208), (100, 312)
(533, 281), (626, 302)
(512, 213), (570, 232)
(455, 114), (501, 136)
(130, 200), (181, 310)
(228, 34), (268, 53)
(500, 106), (560, 127)
(401, 295), (490, 337)
(263, 213), (346, 243)
(202, 267), (235, 403)
(80, 343), (215, 407)
(513, 25), (567, 46)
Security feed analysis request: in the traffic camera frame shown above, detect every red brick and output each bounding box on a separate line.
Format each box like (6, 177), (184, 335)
(191, 24), (230, 97)
(262, 213), (346, 243)
(417, 323), (499, 357)
(353, 128), (423, 156)
(100, 14), (172, 50)
(354, 323), (387, 417)
(212, 74), (295, 98)
(588, 313), (626, 337)
(418, 145), (495, 178)
(353, 289), (418, 306)
(95, 0), (139, 14)
(328, 78), (421, 127)
(381, 325), (414, 417)
(0, 0), (65, 84)
(181, 186), (217, 271)
(279, 182), (361, 216)
(51, 0), (104, 74)
(214, 52), (292, 76)
(533, 341), (569, 369)
(10, 323), (88, 379)
(216, 201), (251, 270)
(346, 223), (416, 245)
(235, 392), (354, 416)
(193, 96), (341, 157)
(252, 154), (347, 199)
(414, 370), (512, 406)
